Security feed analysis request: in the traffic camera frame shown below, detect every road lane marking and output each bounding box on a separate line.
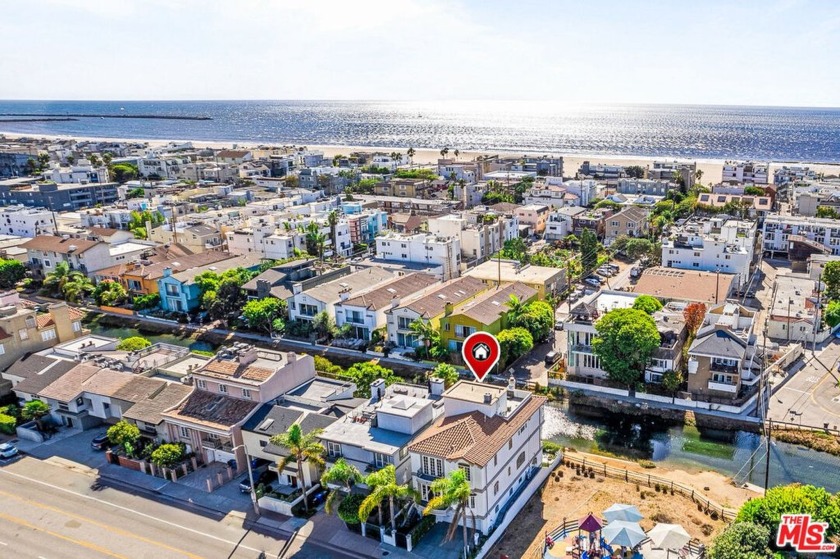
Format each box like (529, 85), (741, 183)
(0, 488), (205, 559)
(0, 511), (129, 559)
(0, 467), (266, 554)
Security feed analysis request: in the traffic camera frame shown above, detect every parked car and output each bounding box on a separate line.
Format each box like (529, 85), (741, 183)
(545, 351), (561, 367)
(630, 267), (641, 278)
(584, 277), (601, 288)
(0, 443), (19, 459)
(239, 469), (275, 493)
(554, 320), (564, 331)
(91, 433), (110, 451)
(588, 275), (606, 285)
(606, 264), (620, 273)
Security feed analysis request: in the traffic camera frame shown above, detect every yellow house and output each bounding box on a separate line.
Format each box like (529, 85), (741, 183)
(94, 251), (238, 296)
(439, 282), (537, 353)
(464, 259), (566, 299)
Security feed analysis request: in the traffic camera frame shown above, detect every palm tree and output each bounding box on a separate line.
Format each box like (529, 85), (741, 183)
(102, 153), (113, 166)
(269, 424), (325, 512)
(453, 149), (460, 159)
(695, 169), (704, 184)
(305, 222), (327, 261)
(358, 465), (419, 534)
(327, 210), (339, 259)
(409, 318), (436, 351)
(89, 154), (101, 167)
(440, 147), (450, 159)
(322, 458), (363, 514)
(62, 273), (94, 303)
(423, 469), (474, 553)
(505, 294), (527, 326)
(43, 261), (73, 296)
(407, 147), (415, 168)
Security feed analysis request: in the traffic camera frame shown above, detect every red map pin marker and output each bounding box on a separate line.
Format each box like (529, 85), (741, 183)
(462, 331), (501, 382)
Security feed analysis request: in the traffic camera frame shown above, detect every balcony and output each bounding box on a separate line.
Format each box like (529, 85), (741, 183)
(571, 343), (594, 354)
(415, 469), (441, 482)
(710, 362), (739, 374)
(707, 381), (738, 394)
(201, 437), (233, 452)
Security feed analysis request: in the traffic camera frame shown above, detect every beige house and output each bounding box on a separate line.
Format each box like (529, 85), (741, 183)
(148, 223), (224, 254)
(605, 206), (650, 244)
(374, 179), (430, 198)
(0, 292), (85, 370)
(687, 303), (760, 401)
(515, 204), (549, 235)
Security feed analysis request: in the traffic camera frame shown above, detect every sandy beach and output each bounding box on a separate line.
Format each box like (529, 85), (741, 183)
(4, 130), (840, 184)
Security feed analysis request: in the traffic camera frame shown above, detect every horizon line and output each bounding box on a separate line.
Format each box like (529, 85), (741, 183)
(1, 99), (840, 111)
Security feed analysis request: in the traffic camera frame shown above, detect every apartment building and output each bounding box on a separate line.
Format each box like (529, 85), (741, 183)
(604, 206), (650, 244)
(464, 259), (565, 299)
(374, 179), (431, 198)
(0, 181), (120, 210)
(408, 379), (546, 535)
(661, 217), (756, 287)
(0, 206), (56, 237)
(375, 232), (461, 281)
(523, 184), (580, 209)
(648, 161), (696, 189)
(686, 303), (760, 401)
(564, 291), (687, 382)
(334, 273), (439, 340)
(616, 179), (675, 197)
(722, 161), (769, 185)
(515, 205), (549, 236)
(427, 212), (518, 265)
(762, 215), (840, 257)
(42, 160), (110, 184)
(288, 267), (395, 323)
(22, 235), (149, 279)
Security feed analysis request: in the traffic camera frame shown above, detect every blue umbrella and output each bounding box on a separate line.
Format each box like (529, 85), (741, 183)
(603, 503), (644, 523)
(602, 520), (647, 548)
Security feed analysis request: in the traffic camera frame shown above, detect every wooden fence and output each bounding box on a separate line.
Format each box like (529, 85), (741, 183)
(561, 454), (738, 522)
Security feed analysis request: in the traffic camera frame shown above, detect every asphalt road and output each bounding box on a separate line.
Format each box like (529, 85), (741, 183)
(0, 456), (288, 559)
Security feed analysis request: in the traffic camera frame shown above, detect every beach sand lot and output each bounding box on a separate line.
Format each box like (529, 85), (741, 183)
(486, 452), (756, 559)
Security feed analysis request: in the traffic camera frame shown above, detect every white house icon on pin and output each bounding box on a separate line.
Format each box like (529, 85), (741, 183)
(472, 343), (491, 361)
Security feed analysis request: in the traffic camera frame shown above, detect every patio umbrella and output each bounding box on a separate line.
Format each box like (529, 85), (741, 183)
(603, 503), (644, 523)
(648, 523), (691, 551)
(602, 520), (647, 548)
(578, 513), (604, 533)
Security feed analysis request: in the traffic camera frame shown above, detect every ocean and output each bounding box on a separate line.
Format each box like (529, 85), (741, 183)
(2, 100), (840, 163)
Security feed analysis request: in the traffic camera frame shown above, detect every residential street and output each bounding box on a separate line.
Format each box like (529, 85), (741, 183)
(0, 456), (288, 559)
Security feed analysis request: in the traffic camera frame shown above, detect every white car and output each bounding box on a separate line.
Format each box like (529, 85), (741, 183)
(584, 278), (601, 288)
(0, 443), (19, 459)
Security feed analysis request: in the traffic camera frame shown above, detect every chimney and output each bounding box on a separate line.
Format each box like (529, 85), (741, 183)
(256, 279), (271, 299)
(370, 378), (386, 402)
(49, 302), (75, 343)
(238, 347), (259, 366)
(339, 289), (350, 302)
(163, 267), (172, 277)
(429, 377), (445, 396)
(507, 375), (516, 392)
(444, 301), (453, 316)
(483, 393), (492, 404)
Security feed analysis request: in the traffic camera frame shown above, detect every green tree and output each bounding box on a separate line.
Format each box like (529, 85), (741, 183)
(409, 318), (447, 360)
(515, 300), (554, 342)
(312, 310), (336, 340)
(824, 261), (840, 300)
(736, 483), (840, 541)
(341, 362), (398, 398)
(242, 298), (287, 335)
(825, 300), (840, 328)
(126, 187), (145, 199)
(117, 336), (152, 351)
(592, 308), (660, 388)
(498, 327), (534, 367)
(505, 294), (528, 325)
(406, 147), (415, 167)
(107, 420), (141, 456)
(708, 522), (774, 559)
(625, 165), (645, 179)
(304, 222), (327, 260)
(624, 238), (655, 261)
(431, 363), (459, 388)
(42, 261), (73, 296)
(132, 293), (160, 311)
(128, 210), (164, 239)
(21, 400), (51, 430)
(632, 295), (663, 314)
(499, 237), (529, 264)
(580, 229), (599, 275)
(93, 280), (128, 306)
(62, 273), (95, 303)
(660, 369), (684, 402)
(816, 206), (840, 219)
(269, 424), (325, 512)
(110, 163), (139, 183)
(423, 469), (475, 553)
(359, 464), (419, 534)
(743, 186), (765, 196)
(0, 259), (26, 288)
(322, 458), (363, 515)
(150, 443), (184, 468)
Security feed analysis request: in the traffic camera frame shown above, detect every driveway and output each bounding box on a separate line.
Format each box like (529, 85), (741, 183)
(20, 427), (111, 469)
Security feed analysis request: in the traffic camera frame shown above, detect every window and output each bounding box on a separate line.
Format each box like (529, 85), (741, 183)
(44, 260), (52, 268)
(422, 456), (444, 478)
(242, 389), (252, 399)
(508, 440), (513, 450)
(179, 426), (191, 438)
(218, 384), (227, 393)
(165, 284), (179, 296)
(18, 329), (29, 341)
(494, 481), (499, 496)
(25, 316), (36, 329)
(196, 379), (206, 389)
(516, 452), (526, 469)
(459, 464), (471, 481)
(327, 441), (342, 457)
(469, 494), (476, 509)
(374, 452), (392, 468)
(259, 440), (267, 448)
(72, 321), (81, 332)
(399, 447), (408, 460)
(41, 329), (56, 342)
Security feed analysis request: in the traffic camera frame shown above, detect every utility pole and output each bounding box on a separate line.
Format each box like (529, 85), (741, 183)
(813, 270), (823, 354)
(764, 419), (772, 494)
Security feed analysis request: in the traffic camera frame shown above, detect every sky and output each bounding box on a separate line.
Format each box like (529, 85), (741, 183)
(2, 0), (840, 106)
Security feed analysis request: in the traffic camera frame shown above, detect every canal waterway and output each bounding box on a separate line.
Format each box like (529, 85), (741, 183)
(86, 319), (840, 493)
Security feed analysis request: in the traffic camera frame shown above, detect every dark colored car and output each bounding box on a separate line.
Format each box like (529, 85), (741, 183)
(90, 433), (110, 451)
(239, 469), (275, 493)
(545, 350), (560, 367)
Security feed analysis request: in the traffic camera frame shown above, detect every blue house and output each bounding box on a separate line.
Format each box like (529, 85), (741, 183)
(157, 254), (263, 313)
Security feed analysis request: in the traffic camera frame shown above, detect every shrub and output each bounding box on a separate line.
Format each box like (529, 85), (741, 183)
(133, 293), (160, 311)
(542, 441), (563, 454)
(117, 336), (152, 351)
(107, 420), (141, 455)
(638, 459), (656, 469)
(314, 355), (344, 376)
(150, 443), (184, 468)
(338, 493), (365, 525)
(0, 413), (16, 435)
